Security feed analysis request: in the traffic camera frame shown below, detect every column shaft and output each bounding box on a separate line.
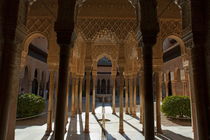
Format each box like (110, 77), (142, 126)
(74, 78), (79, 114)
(85, 71), (91, 133)
(65, 74), (70, 125)
(79, 77), (83, 114)
(92, 77), (96, 114)
(143, 45), (154, 139)
(71, 78), (75, 116)
(46, 71), (55, 135)
(140, 72), (144, 128)
(112, 77), (116, 114)
(119, 71), (124, 134)
(171, 81), (177, 95)
(125, 79), (129, 114)
(54, 45), (71, 140)
(133, 77), (137, 116)
(129, 78), (133, 114)
(155, 72), (162, 133)
(0, 42), (22, 140)
(165, 81), (169, 97)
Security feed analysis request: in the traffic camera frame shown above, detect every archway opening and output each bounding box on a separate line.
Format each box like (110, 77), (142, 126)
(32, 69), (39, 95)
(20, 36), (49, 96)
(21, 66), (30, 93)
(163, 37), (181, 63)
(96, 56), (112, 94)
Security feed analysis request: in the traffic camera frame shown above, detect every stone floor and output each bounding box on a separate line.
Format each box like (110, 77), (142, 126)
(15, 98), (193, 140)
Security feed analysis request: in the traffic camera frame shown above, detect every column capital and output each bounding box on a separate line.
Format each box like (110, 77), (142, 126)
(118, 67), (124, 74)
(54, 0), (76, 45)
(111, 75), (116, 79)
(111, 71), (117, 77)
(85, 66), (92, 73)
(71, 73), (76, 79)
(92, 71), (97, 77)
(79, 76), (84, 80)
(129, 75), (134, 80)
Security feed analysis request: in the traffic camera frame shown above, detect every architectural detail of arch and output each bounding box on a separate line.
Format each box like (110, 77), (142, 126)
(93, 29), (119, 44)
(124, 31), (138, 43)
(159, 19), (182, 41)
(21, 32), (48, 53)
(166, 35), (186, 54)
(175, 68), (181, 81)
(26, 16), (53, 38)
(76, 17), (137, 40)
(20, 32), (48, 70)
(91, 45), (119, 62)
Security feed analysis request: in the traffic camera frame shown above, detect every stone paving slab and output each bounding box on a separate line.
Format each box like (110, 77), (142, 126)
(15, 102), (193, 140)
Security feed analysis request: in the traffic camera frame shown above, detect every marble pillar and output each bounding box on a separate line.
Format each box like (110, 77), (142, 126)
(133, 77), (137, 116)
(155, 72), (162, 133)
(65, 74), (70, 126)
(85, 71), (91, 133)
(119, 70), (124, 134)
(112, 76), (116, 114)
(92, 76), (96, 114)
(54, 44), (71, 139)
(45, 71), (55, 135)
(140, 72), (144, 130)
(79, 77), (83, 114)
(129, 77), (133, 115)
(74, 77), (79, 114)
(71, 77), (75, 117)
(125, 78), (129, 114)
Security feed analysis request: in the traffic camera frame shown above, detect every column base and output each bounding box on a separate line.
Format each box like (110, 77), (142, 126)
(119, 129), (124, 134)
(84, 129), (90, 133)
(112, 112), (116, 115)
(156, 128), (162, 134)
(132, 114), (137, 117)
(45, 130), (52, 136)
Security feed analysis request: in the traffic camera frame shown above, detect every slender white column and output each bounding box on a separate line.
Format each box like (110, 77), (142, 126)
(129, 77), (133, 114)
(155, 72), (162, 133)
(119, 70), (124, 134)
(92, 76), (96, 114)
(74, 77), (79, 114)
(125, 78), (129, 114)
(112, 76), (116, 114)
(85, 70), (91, 133)
(79, 77), (83, 114)
(45, 71), (55, 135)
(133, 76), (137, 116)
(71, 77), (75, 117)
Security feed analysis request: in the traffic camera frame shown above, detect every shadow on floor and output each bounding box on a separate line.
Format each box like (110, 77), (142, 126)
(16, 114), (47, 127)
(93, 114), (117, 140)
(166, 118), (192, 126)
(157, 130), (192, 140)
(114, 114), (142, 134)
(120, 133), (131, 140)
(65, 114), (91, 140)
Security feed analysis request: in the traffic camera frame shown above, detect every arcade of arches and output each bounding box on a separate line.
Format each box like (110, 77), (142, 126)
(0, 0), (210, 140)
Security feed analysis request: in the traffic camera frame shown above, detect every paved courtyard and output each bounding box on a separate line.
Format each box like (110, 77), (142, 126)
(15, 98), (193, 140)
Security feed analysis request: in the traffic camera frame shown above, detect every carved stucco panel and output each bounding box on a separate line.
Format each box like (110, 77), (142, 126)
(91, 44), (119, 61)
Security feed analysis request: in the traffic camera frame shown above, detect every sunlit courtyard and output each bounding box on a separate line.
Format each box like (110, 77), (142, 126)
(16, 99), (193, 140)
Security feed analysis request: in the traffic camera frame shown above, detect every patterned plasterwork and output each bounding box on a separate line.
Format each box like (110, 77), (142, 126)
(26, 16), (53, 38)
(93, 29), (118, 44)
(91, 44), (119, 62)
(76, 17), (137, 41)
(159, 18), (182, 40)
